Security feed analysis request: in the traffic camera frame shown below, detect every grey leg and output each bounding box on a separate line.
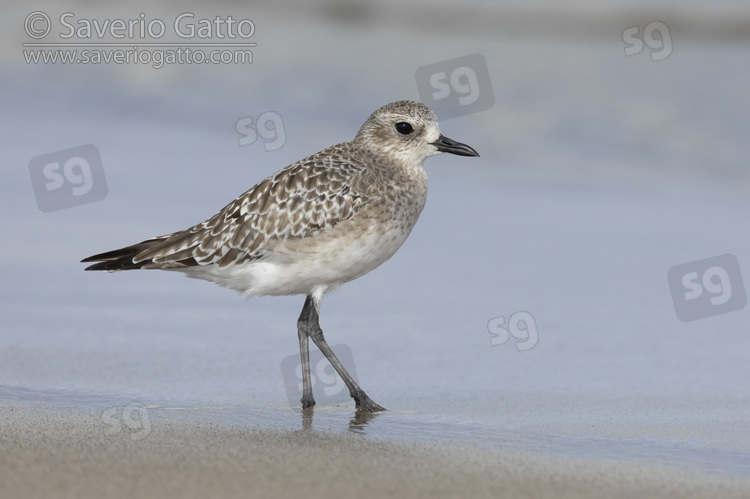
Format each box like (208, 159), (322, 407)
(301, 295), (386, 412)
(297, 296), (315, 409)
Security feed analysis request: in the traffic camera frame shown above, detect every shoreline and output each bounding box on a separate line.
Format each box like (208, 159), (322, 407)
(1, 404), (748, 499)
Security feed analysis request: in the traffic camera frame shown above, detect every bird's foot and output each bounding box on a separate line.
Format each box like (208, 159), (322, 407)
(301, 395), (316, 410)
(353, 391), (386, 412)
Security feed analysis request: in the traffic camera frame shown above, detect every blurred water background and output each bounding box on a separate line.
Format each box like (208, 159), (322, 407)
(2, 0), (749, 479)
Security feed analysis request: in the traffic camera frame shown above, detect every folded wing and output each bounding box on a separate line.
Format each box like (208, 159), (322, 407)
(82, 147), (368, 271)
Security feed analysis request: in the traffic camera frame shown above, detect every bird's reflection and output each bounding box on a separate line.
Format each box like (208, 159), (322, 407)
(297, 406), (382, 432)
(349, 408), (381, 432)
(300, 406), (314, 430)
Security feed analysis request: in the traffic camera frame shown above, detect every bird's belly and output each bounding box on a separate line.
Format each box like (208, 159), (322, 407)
(181, 216), (417, 298)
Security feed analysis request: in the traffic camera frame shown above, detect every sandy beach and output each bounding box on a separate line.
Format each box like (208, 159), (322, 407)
(1, 404), (748, 499)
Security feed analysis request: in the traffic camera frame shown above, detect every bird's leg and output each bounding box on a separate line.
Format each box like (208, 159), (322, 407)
(304, 296), (386, 412)
(297, 296), (315, 409)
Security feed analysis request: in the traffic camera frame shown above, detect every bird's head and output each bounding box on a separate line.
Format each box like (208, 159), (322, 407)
(354, 100), (479, 167)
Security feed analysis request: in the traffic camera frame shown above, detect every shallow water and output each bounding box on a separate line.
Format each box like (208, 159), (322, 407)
(2, 0), (749, 481)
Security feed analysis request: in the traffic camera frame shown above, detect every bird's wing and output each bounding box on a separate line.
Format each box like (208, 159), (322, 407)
(129, 150), (370, 269)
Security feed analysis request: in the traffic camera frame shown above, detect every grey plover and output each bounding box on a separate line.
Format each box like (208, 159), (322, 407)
(82, 100), (479, 412)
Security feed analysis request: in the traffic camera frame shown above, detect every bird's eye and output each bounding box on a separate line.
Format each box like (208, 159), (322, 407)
(395, 122), (413, 135)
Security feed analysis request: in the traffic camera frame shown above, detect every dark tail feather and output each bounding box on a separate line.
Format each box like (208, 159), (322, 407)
(81, 238), (165, 271)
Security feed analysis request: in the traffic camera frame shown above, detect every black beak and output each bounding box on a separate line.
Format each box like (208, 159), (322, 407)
(431, 134), (480, 157)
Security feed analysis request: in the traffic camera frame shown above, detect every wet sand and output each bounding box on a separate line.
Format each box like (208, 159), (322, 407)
(1, 405), (748, 499)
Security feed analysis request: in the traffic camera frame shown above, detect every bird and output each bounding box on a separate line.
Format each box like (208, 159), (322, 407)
(82, 100), (479, 412)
